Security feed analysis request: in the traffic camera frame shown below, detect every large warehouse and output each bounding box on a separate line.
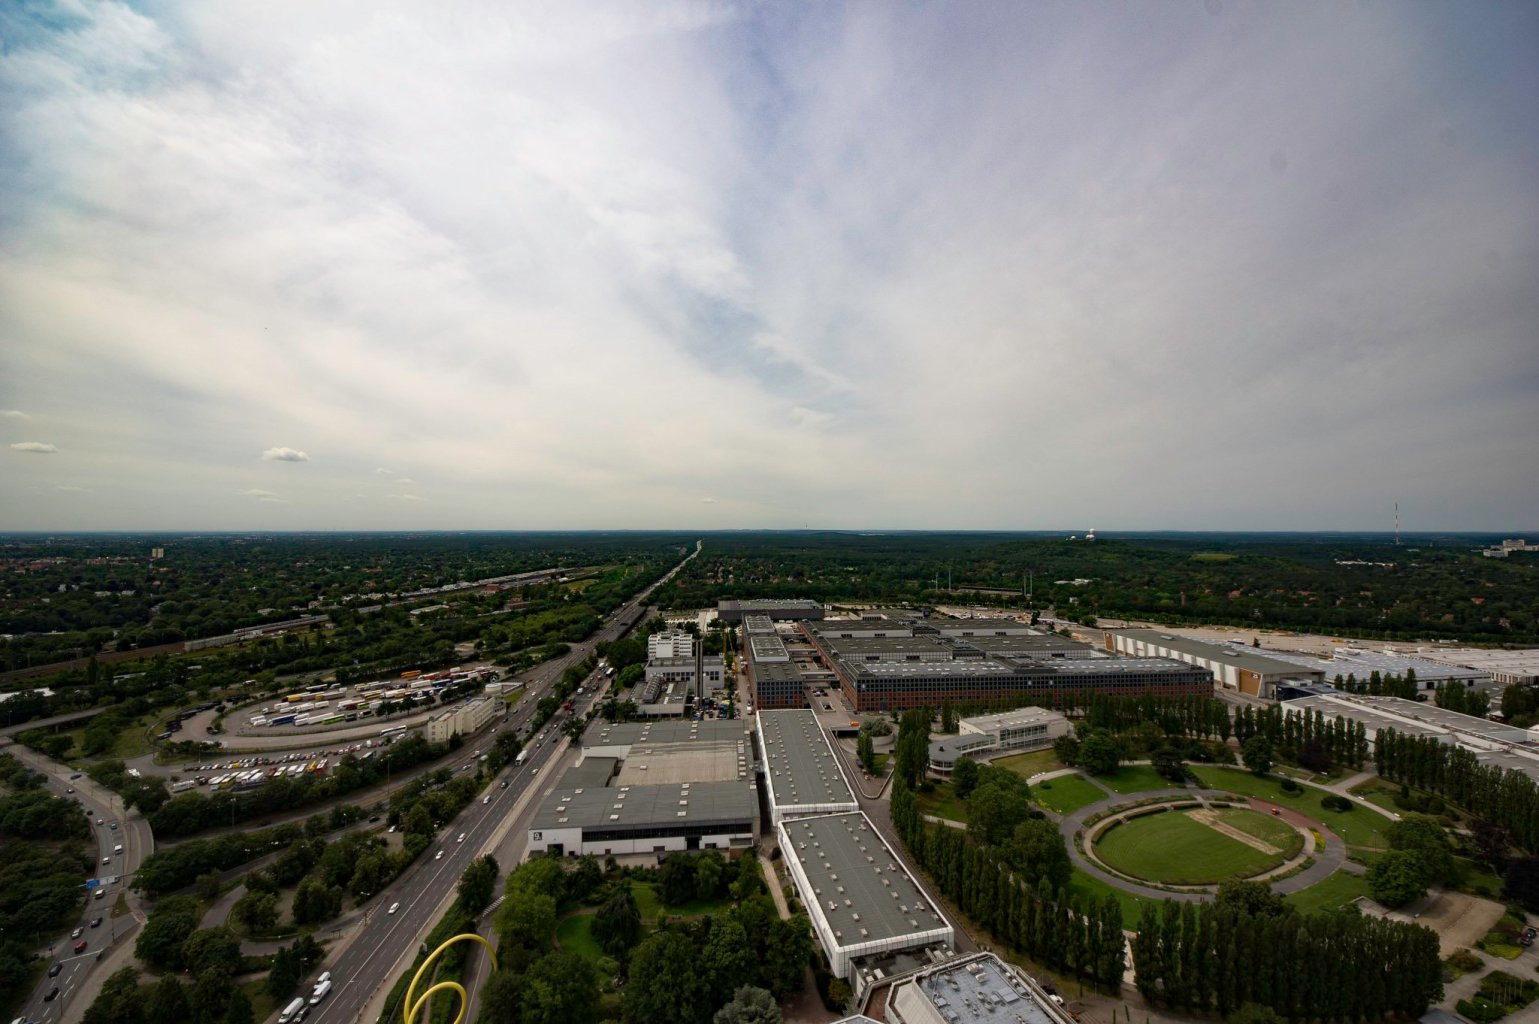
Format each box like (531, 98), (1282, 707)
(526, 718), (759, 857)
(1101, 628), (1326, 698)
(778, 811), (954, 995)
(718, 599), (824, 622)
(757, 709), (859, 823)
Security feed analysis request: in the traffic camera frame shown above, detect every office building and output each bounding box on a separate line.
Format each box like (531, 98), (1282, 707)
(927, 707), (1070, 772)
(886, 952), (1075, 1024)
(425, 697), (496, 744)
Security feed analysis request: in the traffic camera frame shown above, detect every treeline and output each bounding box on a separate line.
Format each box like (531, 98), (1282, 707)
(134, 811), (359, 895)
(1330, 669), (1419, 700)
(891, 777), (1125, 990)
(1375, 729), (1539, 851)
(1234, 704), (1369, 773)
(148, 733), (451, 837)
(1132, 891), (1442, 1020)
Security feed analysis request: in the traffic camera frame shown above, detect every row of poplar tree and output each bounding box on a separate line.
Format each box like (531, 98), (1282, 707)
(890, 777), (1126, 990)
(1132, 897), (1442, 1021)
(1376, 727), (1539, 850)
(1232, 703), (1370, 770)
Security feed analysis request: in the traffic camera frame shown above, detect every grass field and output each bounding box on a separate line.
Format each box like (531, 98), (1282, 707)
(1032, 774), (1107, 815)
(628, 881), (731, 920)
(1188, 766), (1391, 850)
(1285, 870), (1372, 914)
(555, 912), (605, 963)
(1099, 765), (1176, 794)
(1095, 809), (1289, 884)
(992, 748), (1064, 779)
(1215, 808), (1304, 858)
(1067, 867), (1159, 930)
(915, 781), (971, 823)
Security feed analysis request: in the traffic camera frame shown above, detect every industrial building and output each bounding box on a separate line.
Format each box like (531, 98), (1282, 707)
(1286, 692), (1539, 782)
(803, 619), (1212, 712)
(1259, 647), (1490, 690)
(778, 811), (954, 994)
(425, 697), (497, 744)
(643, 655), (724, 693)
(745, 630), (807, 709)
(927, 707), (1070, 772)
(717, 599), (824, 622)
(757, 709), (859, 823)
(527, 718), (758, 857)
(1406, 647), (1539, 687)
(1101, 628), (1325, 698)
(886, 952), (1075, 1024)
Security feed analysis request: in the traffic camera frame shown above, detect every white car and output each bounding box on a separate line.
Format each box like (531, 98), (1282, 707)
(482, 795), (490, 804)
(435, 850), (444, 860)
(388, 902), (400, 914)
(456, 832), (465, 843)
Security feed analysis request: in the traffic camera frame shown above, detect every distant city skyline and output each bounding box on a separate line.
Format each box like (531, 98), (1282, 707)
(2, 2), (1536, 531)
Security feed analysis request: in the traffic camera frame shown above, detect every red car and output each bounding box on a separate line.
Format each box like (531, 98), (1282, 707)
(74, 940), (87, 954)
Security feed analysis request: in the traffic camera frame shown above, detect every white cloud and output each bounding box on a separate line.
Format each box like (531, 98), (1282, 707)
(55, 484), (88, 492)
(238, 488), (275, 497)
(394, 478), (415, 485)
(394, 493), (423, 501)
(10, 442), (59, 454)
(0, 410), (28, 419)
(700, 497), (717, 504)
(0, 2), (1533, 529)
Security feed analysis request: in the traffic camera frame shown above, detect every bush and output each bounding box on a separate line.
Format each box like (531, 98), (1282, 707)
(1279, 778), (1302, 794)
(1321, 794), (1353, 813)
(1455, 996), (1507, 1023)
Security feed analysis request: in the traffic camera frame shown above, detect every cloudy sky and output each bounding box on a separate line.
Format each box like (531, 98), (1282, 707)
(2, 1), (1535, 531)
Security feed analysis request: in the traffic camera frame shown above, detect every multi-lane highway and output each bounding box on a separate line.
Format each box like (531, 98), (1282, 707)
(305, 542), (698, 1024)
(4, 740), (153, 1024)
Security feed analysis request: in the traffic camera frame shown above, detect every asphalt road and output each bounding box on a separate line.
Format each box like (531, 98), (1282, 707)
(298, 543), (698, 1024)
(4, 739), (154, 1024)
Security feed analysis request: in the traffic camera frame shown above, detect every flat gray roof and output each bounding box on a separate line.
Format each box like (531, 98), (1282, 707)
(758, 709), (857, 810)
(750, 634), (791, 660)
(533, 780), (757, 832)
(583, 718), (751, 747)
(909, 954), (1067, 1024)
(847, 657), (1202, 678)
(1262, 648), (1488, 684)
(953, 634), (1101, 657)
(961, 706), (1067, 732)
(559, 757), (618, 789)
(780, 812), (949, 946)
(752, 660), (803, 682)
(921, 617), (1039, 636)
(1109, 628), (1324, 678)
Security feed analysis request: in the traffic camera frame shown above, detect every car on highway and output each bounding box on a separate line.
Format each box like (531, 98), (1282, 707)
(483, 795), (491, 804)
(70, 772), (83, 779)
(96, 818), (104, 825)
(66, 787), (75, 794)
(456, 832), (466, 843)
(102, 857), (111, 865)
(109, 822), (118, 830)
(91, 917), (103, 928)
(71, 926), (84, 938)
(49, 962), (63, 977)
(389, 902), (400, 914)
(435, 850), (444, 860)
(499, 780), (508, 788)
(74, 940), (87, 954)
(93, 889), (106, 900)
(45, 987), (61, 1002)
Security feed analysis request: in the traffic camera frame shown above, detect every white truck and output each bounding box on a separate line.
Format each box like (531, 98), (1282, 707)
(309, 978), (332, 1005)
(278, 997), (306, 1022)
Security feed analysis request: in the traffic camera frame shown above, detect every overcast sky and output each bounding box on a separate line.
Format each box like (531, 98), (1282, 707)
(2, 1), (1535, 532)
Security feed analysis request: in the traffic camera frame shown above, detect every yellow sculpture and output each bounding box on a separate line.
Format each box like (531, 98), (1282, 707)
(403, 932), (498, 1024)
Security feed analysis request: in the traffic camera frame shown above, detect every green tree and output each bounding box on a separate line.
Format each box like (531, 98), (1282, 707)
(181, 927), (243, 976)
(967, 782), (1032, 847)
(134, 897), (200, 972)
(1367, 849), (1432, 908)
(624, 930), (710, 1024)
(713, 985), (782, 1024)
(591, 887), (643, 958)
(702, 916), (755, 1004)
(660, 854), (697, 907)
(762, 915), (813, 996)
(951, 756), (980, 799)
(1003, 818), (1071, 891)
(1078, 729), (1124, 776)
(265, 946), (299, 1000)
(1227, 1004), (1287, 1024)
(1241, 736), (1273, 776)
(82, 966), (147, 1024)
(521, 951), (600, 1024)
(1386, 815), (1453, 880)
(145, 976), (190, 1022)
(232, 889), (279, 934)
(222, 987), (255, 1024)
(195, 869), (222, 903)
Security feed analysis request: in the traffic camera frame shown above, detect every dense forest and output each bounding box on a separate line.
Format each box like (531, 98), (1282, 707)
(0, 533), (691, 727)
(649, 531), (1539, 643)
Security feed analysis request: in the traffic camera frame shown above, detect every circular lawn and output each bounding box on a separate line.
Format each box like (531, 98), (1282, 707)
(1093, 806), (1304, 886)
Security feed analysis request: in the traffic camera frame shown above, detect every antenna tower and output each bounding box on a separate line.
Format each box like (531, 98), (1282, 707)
(1395, 503), (1401, 546)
